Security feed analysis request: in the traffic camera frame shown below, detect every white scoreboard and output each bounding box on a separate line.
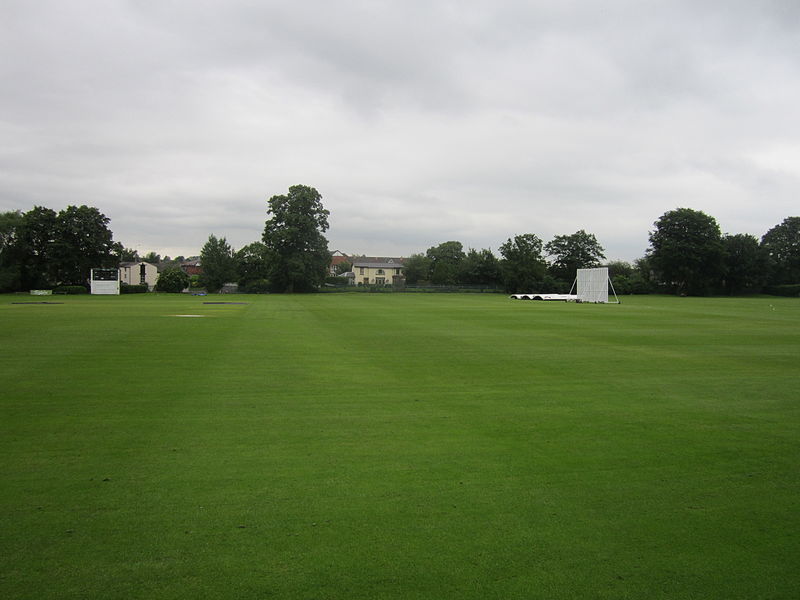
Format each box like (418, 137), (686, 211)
(90, 268), (120, 295)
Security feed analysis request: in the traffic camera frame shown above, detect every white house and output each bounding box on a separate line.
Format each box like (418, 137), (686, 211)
(120, 261), (159, 290)
(351, 257), (405, 286)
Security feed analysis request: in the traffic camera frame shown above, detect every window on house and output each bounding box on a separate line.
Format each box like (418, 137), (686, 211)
(377, 269), (384, 275)
(359, 267), (364, 275)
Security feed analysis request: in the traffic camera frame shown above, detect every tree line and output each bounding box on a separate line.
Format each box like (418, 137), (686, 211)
(1, 189), (798, 295)
(645, 209), (799, 296)
(0, 205), (119, 292)
(185, 204), (800, 296)
(348, 208), (799, 297)
(0, 185), (331, 294)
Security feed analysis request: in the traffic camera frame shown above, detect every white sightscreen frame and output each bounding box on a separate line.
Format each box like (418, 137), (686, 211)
(573, 267), (619, 303)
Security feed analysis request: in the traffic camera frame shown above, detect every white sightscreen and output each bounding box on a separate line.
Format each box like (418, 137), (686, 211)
(576, 267), (608, 303)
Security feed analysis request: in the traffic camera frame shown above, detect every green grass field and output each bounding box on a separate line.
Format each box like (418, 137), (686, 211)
(1, 293), (798, 599)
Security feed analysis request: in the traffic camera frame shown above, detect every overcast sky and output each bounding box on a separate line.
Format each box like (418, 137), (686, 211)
(2, 0), (798, 261)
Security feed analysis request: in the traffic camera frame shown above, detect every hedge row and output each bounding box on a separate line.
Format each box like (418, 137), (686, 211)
(53, 285), (88, 295)
(121, 284), (149, 294)
(764, 284), (800, 297)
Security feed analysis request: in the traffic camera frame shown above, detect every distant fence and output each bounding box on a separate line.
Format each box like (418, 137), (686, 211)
(321, 283), (504, 294)
(403, 284), (503, 293)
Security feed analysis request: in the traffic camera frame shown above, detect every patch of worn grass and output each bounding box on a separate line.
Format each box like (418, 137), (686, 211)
(1, 293), (798, 599)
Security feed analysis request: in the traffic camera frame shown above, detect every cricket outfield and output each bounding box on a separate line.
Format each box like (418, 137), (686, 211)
(1, 293), (798, 599)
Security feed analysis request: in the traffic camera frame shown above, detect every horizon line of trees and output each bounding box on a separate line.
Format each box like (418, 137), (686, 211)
(1, 196), (798, 296)
(335, 209), (799, 297)
(185, 207), (800, 296)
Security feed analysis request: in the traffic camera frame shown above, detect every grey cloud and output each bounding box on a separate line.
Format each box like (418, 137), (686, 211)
(1, 1), (799, 262)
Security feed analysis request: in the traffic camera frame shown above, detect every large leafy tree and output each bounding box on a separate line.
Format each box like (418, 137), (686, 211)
(722, 234), (768, 294)
(545, 230), (606, 281)
(4, 205), (119, 290)
(117, 247), (140, 262)
(17, 206), (59, 289)
(499, 233), (547, 293)
(0, 210), (23, 292)
(761, 217), (800, 285)
(401, 253), (431, 285)
(142, 251), (161, 264)
(52, 205), (120, 285)
(458, 248), (501, 286)
(605, 259), (653, 295)
(0, 211), (21, 252)
(235, 241), (270, 289)
(263, 185), (330, 293)
(426, 241), (466, 285)
(647, 208), (724, 296)
(200, 234), (237, 292)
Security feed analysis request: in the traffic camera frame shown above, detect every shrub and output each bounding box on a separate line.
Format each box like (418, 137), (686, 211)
(241, 278), (271, 293)
(53, 285), (88, 295)
(121, 283), (148, 294)
(156, 267), (190, 293)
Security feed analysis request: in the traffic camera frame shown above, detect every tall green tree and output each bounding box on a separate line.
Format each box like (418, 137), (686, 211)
(647, 208), (724, 296)
(17, 206), (58, 289)
(200, 234), (237, 292)
(52, 205), (119, 285)
(0, 210), (23, 292)
(605, 260), (634, 278)
(1, 205), (119, 291)
(117, 247), (140, 262)
(401, 253), (431, 285)
(235, 241), (270, 289)
(761, 217), (800, 285)
(263, 185), (330, 293)
(722, 234), (768, 294)
(499, 233), (547, 293)
(605, 259), (652, 295)
(545, 230), (606, 281)
(458, 248), (501, 286)
(142, 251), (161, 264)
(426, 241), (466, 285)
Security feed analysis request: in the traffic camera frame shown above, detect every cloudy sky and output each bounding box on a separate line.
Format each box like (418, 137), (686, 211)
(2, 0), (798, 261)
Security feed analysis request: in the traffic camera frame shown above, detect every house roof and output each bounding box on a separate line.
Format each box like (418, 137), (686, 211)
(352, 257), (405, 269)
(120, 261), (157, 267)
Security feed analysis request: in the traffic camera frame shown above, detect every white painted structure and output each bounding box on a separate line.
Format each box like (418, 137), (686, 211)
(510, 267), (619, 303)
(90, 268), (120, 295)
(120, 261), (159, 290)
(571, 267), (619, 303)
